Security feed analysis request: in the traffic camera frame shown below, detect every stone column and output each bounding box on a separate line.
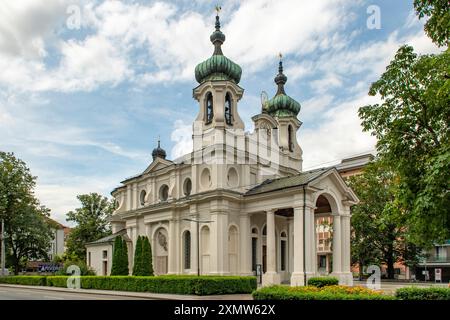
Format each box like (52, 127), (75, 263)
(262, 209), (280, 285)
(288, 218), (294, 273)
(126, 185), (131, 211)
(190, 218), (199, 275)
(210, 209), (228, 275)
(239, 213), (252, 275)
(168, 219), (177, 274)
(332, 214), (342, 277)
(290, 207), (305, 286)
(340, 213), (353, 285)
(305, 206), (317, 279)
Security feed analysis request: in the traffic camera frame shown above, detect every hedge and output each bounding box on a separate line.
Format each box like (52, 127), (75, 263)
(0, 276), (47, 286)
(253, 285), (395, 300)
(307, 277), (339, 288)
(1, 275), (257, 295)
(395, 287), (450, 300)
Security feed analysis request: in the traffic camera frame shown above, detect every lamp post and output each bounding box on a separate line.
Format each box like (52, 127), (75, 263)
(1, 219), (5, 276)
(182, 217), (213, 276)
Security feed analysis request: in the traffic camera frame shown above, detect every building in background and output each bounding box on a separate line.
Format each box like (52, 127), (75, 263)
(86, 229), (132, 276)
(46, 218), (67, 261)
(415, 241), (450, 282)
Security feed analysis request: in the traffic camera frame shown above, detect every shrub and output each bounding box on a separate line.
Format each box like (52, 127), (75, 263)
(252, 285), (394, 300)
(395, 287), (450, 300)
(0, 276), (47, 286)
(46, 275), (257, 295)
(56, 260), (95, 276)
(307, 277), (339, 288)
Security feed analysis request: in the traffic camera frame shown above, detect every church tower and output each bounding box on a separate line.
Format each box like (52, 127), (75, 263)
(253, 57), (303, 172)
(193, 12), (245, 148)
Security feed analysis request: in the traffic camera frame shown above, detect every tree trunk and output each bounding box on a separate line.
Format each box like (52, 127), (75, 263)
(386, 245), (395, 279)
(358, 261), (364, 281)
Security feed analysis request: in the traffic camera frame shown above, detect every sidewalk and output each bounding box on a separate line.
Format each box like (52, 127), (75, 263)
(0, 284), (253, 300)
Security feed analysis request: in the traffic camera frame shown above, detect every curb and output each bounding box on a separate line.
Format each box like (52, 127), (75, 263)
(0, 284), (253, 300)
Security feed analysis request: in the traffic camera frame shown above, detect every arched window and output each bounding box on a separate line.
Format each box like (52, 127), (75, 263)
(280, 231), (287, 271)
(205, 92), (213, 124)
(288, 125), (294, 152)
(225, 92), (232, 125)
(140, 190), (146, 206)
(184, 231), (191, 269)
(183, 178), (192, 196)
(159, 185), (169, 201)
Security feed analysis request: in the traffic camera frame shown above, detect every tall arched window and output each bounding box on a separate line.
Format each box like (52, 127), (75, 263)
(225, 93), (232, 125)
(205, 92), (213, 124)
(288, 125), (294, 152)
(184, 231), (191, 269)
(280, 231), (287, 271)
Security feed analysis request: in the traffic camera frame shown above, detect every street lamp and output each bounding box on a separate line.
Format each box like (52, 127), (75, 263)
(182, 217), (213, 276)
(1, 219), (5, 276)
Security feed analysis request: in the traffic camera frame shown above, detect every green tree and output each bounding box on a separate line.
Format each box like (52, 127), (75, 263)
(111, 236), (123, 276)
(141, 236), (153, 276)
(132, 236), (143, 276)
(0, 152), (54, 274)
(348, 161), (422, 279)
(414, 0), (450, 47)
(121, 238), (129, 275)
(358, 45), (450, 246)
(66, 193), (113, 260)
(111, 236), (129, 275)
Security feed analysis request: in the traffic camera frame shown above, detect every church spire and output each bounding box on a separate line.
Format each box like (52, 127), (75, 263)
(194, 6), (242, 84)
(264, 54), (301, 118)
(210, 6), (225, 55)
(274, 53), (287, 95)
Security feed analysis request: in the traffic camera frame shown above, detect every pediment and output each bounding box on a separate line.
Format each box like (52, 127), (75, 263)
(143, 157), (174, 174)
(309, 168), (359, 205)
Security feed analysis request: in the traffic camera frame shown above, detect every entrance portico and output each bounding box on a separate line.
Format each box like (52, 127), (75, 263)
(244, 168), (358, 286)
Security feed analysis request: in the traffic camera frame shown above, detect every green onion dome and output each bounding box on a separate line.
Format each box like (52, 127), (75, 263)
(195, 15), (242, 84)
(265, 60), (301, 117)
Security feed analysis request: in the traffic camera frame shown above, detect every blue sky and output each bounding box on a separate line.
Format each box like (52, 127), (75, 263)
(0, 0), (442, 225)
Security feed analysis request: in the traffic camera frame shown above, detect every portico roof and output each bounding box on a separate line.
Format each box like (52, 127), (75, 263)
(245, 167), (330, 196)
(86, 229), (131, 246)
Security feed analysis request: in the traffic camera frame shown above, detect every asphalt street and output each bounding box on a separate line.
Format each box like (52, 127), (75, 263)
(0, 286), (150, 300)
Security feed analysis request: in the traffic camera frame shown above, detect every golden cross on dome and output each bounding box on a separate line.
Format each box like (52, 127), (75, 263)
(215, 5), (222, 15)
(278, 52), (283, 60)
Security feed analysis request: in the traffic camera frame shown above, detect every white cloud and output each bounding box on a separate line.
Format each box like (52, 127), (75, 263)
(300, 94), (378, 170)
(171, 119), (193, 159)
(34, 173), (124, 226)
(0, 0), (361, 93)
(301, 94), (334, 121)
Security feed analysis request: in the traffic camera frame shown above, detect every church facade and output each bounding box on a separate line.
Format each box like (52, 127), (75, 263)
(86, 14), (358, 286)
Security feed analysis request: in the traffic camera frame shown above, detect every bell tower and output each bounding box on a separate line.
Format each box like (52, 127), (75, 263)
(192, 11), (245, 147)
(259, 56), (303, 171)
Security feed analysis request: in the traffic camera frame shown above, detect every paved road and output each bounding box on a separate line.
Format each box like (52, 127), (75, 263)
(0, 286), (150, 300)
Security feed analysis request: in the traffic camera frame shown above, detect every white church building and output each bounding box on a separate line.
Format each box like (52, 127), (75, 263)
(86, 13), (358, 286)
